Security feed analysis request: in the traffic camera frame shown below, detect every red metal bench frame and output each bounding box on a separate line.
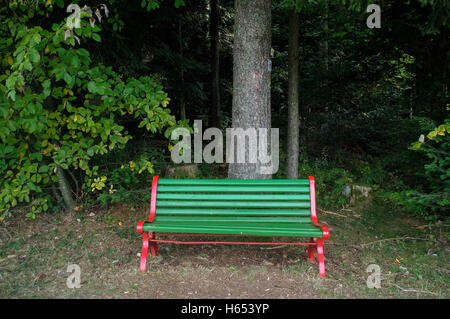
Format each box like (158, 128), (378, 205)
(136, 176), (330, 277)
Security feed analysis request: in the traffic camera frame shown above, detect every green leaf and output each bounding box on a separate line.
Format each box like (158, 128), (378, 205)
(29, 48), (40, 63)
(174, 0), (185, 8)
(87, 81), (97, 93)
(38, 165), (49, 173)
(63, 73), (73, 87)
(6, 77), (15, 89)
(92, 33), (101, 42)
(7, 90), (16, 101)
(42, 79), (51, 97)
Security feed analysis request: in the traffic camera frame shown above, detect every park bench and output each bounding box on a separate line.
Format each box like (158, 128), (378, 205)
(136, 176), (330, 277)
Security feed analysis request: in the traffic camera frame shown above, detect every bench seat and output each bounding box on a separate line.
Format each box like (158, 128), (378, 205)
(136, 176), (330, 277)
(142, 220), (324, 237)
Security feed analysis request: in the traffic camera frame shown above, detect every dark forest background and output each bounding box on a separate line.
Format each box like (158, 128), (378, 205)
(0, 0), (449, 221)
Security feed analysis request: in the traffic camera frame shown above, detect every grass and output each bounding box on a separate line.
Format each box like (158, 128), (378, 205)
(0, 195), (448, 298)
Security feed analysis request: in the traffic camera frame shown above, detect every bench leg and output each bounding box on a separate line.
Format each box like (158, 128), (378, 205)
(149, 232), (158, 257)
(139, 232), (149, 272)
(306, 238), (316, 263)
(316, 238), (326, 278)
(140, 232), (158, 272)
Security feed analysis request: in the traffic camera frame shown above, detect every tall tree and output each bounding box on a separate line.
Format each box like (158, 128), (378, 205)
(228, 0), (272, 179)
(178, 19), (187, 121)
(287, 9), (300, 179)
(209, 0), (221, 128)
(322, 0), (329, 73)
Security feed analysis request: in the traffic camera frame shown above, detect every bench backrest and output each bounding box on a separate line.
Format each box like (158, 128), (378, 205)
(149, 177), (316, 224)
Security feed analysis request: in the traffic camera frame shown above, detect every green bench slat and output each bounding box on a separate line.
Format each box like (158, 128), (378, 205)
(157, 185), (310, 193)
(142, 222), (322, 237)
(156, 200), (310, 209)
(158, 178), (310, 186)
(155, 208), (312, 216)
(154, 216), (313, 223)
(157, 193), (310, 201)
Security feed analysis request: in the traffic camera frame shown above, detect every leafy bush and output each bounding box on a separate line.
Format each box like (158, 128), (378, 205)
(93, 144), (170, 208)
(0, 2), (177, 218)
(404, 118), (450, 220)
(295, 151), (354, 209)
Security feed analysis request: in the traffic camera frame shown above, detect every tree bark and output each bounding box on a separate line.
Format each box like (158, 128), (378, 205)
(287, 9), (300, 179)
(322, 0), (329, 74)
(209, 0), (221, 128)
(55, 165), (76, 212)
(228, 0), (272, 179)
(178, 19), (186, 121)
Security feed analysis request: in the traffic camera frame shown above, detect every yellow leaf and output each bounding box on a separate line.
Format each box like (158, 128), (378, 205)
(394, 258), (401, 264)
(6, 56), (13, 65)
(427, 131), (437, 139)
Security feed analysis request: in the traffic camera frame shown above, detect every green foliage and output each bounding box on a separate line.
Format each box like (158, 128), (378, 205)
(404, 118), (450, 219)
(284, 151), (354, 209)
(376, 117), (450, 221)
(0, 2), (177, 218)
(94, 144), (170, 207)
(141, 0), (185, 11)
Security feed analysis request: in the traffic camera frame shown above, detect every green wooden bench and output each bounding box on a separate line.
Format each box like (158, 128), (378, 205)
(136, 176), (330, 277)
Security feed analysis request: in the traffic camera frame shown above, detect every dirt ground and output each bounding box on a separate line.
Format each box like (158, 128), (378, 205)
(0, 200), (448, 298)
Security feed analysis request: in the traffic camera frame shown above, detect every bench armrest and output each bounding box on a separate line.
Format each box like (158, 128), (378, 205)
(309, 176), (330, 240)
(136, 220), (146, 234)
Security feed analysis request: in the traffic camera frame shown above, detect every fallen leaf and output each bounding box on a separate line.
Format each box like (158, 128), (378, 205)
(394, 258), (401, 264)
(34, 273), (46, 281)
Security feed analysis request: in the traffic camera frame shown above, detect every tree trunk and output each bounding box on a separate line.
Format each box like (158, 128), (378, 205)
(287, 9), (300, 179)
(178, 19), (186, 121)
(228, 0), (272, 179)
(209, 0), (221, 128)
(322, 0), (329, 74)
(55, 165), (76, 212)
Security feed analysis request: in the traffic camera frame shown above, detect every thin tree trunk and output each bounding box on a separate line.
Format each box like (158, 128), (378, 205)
(287, 9), (299, 179)
(178, 19), (186, 121)
(228, 0), (272, 179)
(323, 0), (329, 74)
(209, 0), (221, 128)
(55, 165), (76, 212)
